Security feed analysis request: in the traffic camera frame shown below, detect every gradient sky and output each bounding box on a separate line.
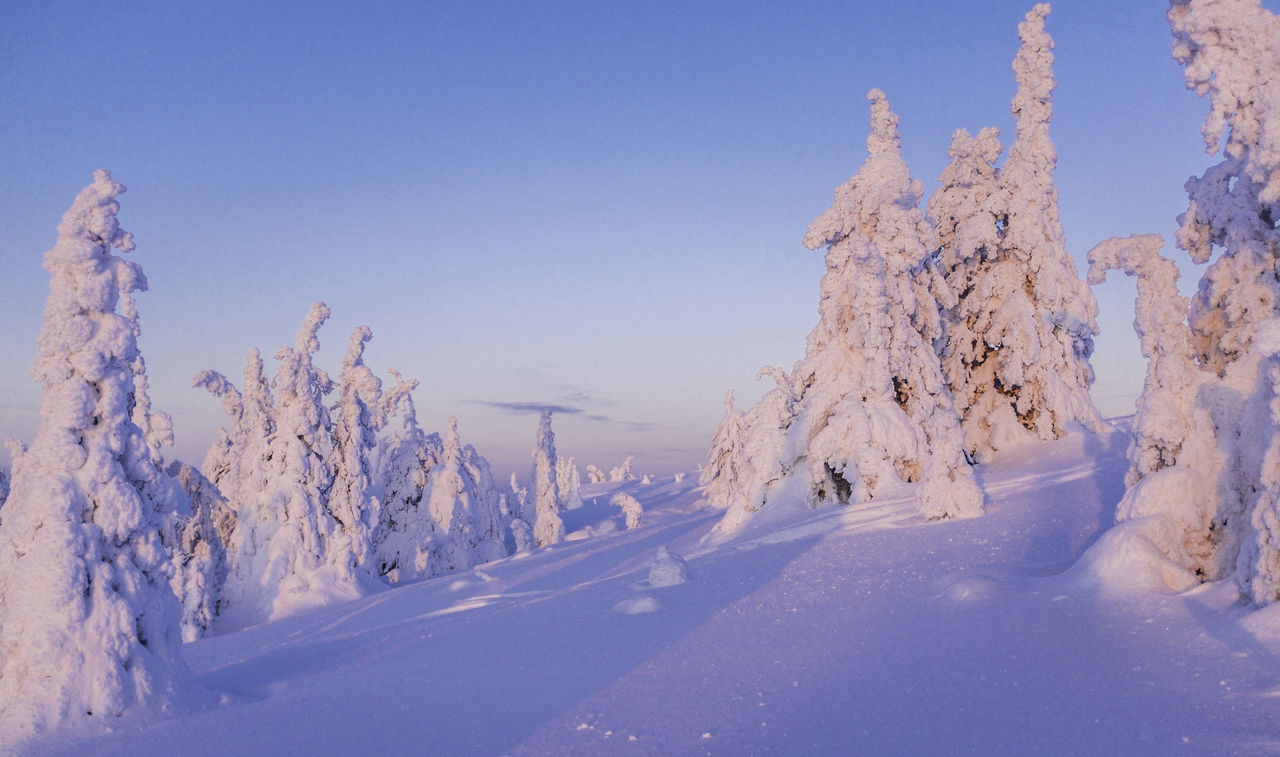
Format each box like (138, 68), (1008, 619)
(0, 1), (1238, 480)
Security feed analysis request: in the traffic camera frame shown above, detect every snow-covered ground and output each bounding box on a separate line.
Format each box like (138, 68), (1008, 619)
(31, 423), (1280, 755)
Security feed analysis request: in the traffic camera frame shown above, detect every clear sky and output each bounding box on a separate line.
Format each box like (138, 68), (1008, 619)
(0, 1), (1236, 481)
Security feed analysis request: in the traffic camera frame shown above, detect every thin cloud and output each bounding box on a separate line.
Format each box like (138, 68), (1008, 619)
(466, 399), (653, 429)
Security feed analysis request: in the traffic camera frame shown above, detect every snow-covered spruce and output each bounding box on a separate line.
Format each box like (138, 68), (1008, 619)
(930, 4), (1102, 460)
(584, 464), (607, 484)
(1171, 0), (1280, 377)
(165, 462), (231, 642)
(557, 456), (583, 510)
(329, 326), (416, 576)
(609, 456), (635, 483)
(701, 391), (746, 510)
(1162, 0), (1280, 601)
(371, 387), (442, 581)
(1087, 235), (1221, 578)
(0, 171), (194, 743)
(611, 492), (643, 530)
(711, 90), (983, 536)
(528, 411), (565, 547)
(423, 417), (508, 573)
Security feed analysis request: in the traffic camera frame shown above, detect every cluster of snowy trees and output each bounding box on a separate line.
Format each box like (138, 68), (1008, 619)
(1086, 0), (1280, 605)
(0, 173), (590, 741)
(704, 4), (1097, 532)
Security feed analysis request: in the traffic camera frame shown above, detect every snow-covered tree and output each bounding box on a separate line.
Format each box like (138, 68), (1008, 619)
(557, 456), (584, 510)
(459, 442), (508, 564)
(612, 492), (643, 530)
(508, 472), (529, 518)
(1094, 0), (1280, 599)
(1154, 0), (1280, 601)
(1241, 321), (1280, 602)
(329, 326), (414, 574)
(371, 388), (442, 581)
(0, 171), (192, 741)
(701, 390), (746, 509)
(712, 90), (983, 537)
(529, 411), (565, 547)
(930, 4), (1102, 460)
(609, 456), (635, 483)
(1087, 235), (1222, 576)
(166, 462), (231, 642)
(585, 465), (607, 484)
(423, 417), (508, 572)
(0, 468), (9, 512)
(1087, 235), (1210, 489)
(261, 303), (378, 616)
(1170, 0), (1280, 375)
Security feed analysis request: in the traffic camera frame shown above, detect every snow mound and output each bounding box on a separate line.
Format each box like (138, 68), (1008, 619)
(648, 546), (690, 588)
(1066, 516), (1199, 596)
(613, 596), (660, 614)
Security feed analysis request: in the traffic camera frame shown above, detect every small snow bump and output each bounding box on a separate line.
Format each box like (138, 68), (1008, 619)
(614, 596), (661, 614)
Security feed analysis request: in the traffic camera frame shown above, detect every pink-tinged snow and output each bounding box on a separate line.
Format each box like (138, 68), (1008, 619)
(36, 425), (1280, 755)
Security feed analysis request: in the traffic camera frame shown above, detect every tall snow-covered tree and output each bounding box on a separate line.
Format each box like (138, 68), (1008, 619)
(529, 411), (565, 547)
(932, 4), (1102, 459)
(1092, 0), (1280, 600)
(259, 303), (377, 618)
(328, 326), (414, 574)
(1155, 0), (1280, 600)
(1171, 0), (1280, 375)
(0, 171), (192, 741)
(713, 91), (983, 537)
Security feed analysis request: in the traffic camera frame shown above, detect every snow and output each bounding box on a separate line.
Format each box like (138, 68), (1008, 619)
(13, 424), (1280, 755)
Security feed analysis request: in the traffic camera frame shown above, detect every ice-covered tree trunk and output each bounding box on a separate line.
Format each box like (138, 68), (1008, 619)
(529, 411), (565, 547)
(0, 171), (192, 742)
(1087, 234), (1222, 576)
(713, 90), (982, 538)
(938, 4), (1103, 460)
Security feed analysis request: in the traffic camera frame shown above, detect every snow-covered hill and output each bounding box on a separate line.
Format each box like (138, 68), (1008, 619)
(32, 424), (1280, 755)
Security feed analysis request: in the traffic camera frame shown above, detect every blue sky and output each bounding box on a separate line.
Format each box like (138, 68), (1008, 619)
(0, 1), (1231, 479)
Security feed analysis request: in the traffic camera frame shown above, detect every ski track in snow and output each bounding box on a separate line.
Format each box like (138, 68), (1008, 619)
(27, 427), (1280, 755)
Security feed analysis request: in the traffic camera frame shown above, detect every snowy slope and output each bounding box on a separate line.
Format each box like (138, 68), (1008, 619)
(29, 424), (1280, 755)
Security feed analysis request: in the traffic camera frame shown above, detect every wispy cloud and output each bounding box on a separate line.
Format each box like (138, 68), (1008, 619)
(466, 399), (654, 430)
(468, 400), (590, 417)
